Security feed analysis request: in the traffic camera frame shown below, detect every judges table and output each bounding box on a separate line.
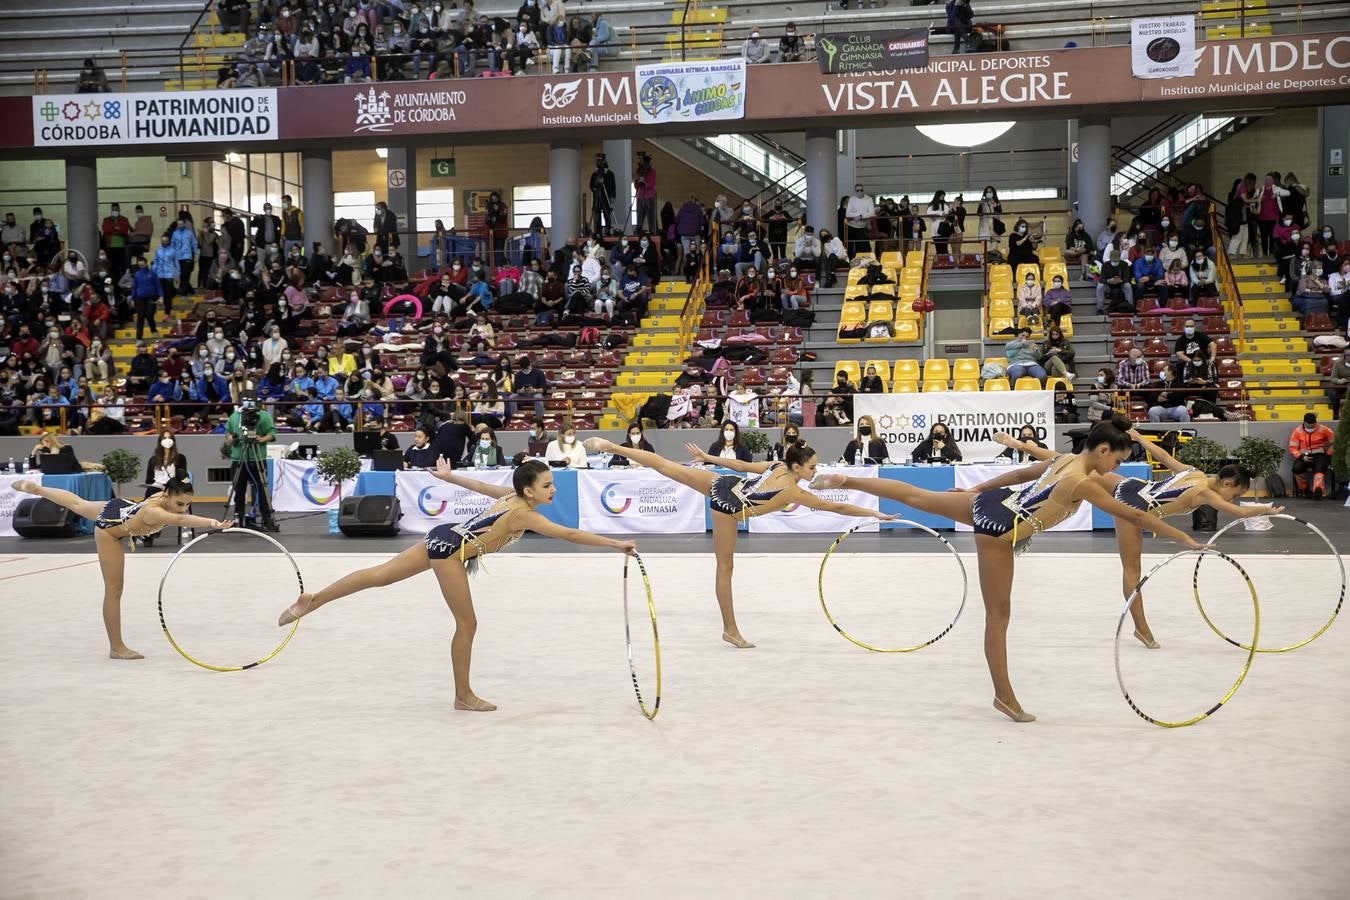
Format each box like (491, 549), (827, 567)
(349, 462), (1152, 535)
(0, 471), (112, 536)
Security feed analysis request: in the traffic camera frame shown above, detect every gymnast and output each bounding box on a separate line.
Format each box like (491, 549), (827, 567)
(992, 428), (1281, 649)
(808, 414), (1210, 723)
(585, 437), (894, 648)
(13, 477), (232, 659)
(277, 458), (636, 711)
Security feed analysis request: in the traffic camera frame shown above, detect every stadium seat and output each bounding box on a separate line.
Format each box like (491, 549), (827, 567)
(893, 379), (919, 393)
(1216, 357), (1243, 377)
(1111, 318), (1137, 336)
(922, 378), (949, 392)
(1143, 337), (1170, 357)
(1113, 338), (1137, 358)
(894, 319), (920, 342)
(1015, 264), (1040, 286)
(952, 358), (980, 380)
(1202, 315), (1230, 335)
(905, 250), (926, 268)
(1044, 377), (1073, 393)
(1043, 262), (1068, 285)
(1040, 246), (1063, 262)
(1139, 318), (1164, 336)
(983, 377), (1010, 391)
(922, 359), (951, 383)
(989, 296), (1014, 318)
(892, 359), (920, 385)
(1059, 314), (1074, 337)
(728, 309), (751, 327)
(1014, 377), (1043, 391)
(953, 378), (980, 392)
(880, 251), (904, 269)
(988, 316), (1014, 337)
(833, 360), (861, 386)
(866, 299), (895, 325)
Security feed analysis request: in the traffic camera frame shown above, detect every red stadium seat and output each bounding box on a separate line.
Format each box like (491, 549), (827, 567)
(1202, 315), (1230, 335)
(1112, 338), (1136, 358)
(1218, 379), (1246, 401)
(700, 310), (724, 328)
(1216, 357), (1243, 377)
(1138, 318), (1164, 336)
(1143, 337), (1170, 357)
(1213, 337), (1236, 355)
(1111, 318), (1137, 336)
(1305, 313), (1333, 332)
(728, 310), (752, 327)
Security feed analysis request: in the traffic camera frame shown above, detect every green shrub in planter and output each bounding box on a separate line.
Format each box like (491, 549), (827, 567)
(315, 447), (363, 501)
(1175, 435), (1228, 474)
(1233, 436), (1284, 480)
(740, 429), (771, 458)
(99, 449), (141, 497)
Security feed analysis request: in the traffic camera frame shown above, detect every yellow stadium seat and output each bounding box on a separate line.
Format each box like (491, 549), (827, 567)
(988, 263), (1012, 280)
(863, 359), (891, 384)
(1015, 264), (1040, 286)
(839, 300), (866, 322)
(892, 359), (920, 384)
(1043, 262), (1069, 286)
(905, 250), (925, 268)
(988, 316), (1014, 337)
(898, 284), (921, 302)
(866, 299), (894, 322)
(833, 360), (861, 386)
(867, 282), (898, 297)
(1014, 377), (1043, 391)
(952, 358), (980, 380)
(843, 284), (872, 300)
(989, 296), (1014, 317)
(893, 379), (919, 393)
(1059, 314), (1074, 337)
(1040, 246), (1063, 262)
(923, 359), (951, 383)
(894, 319), (920, 342)
(1044, 377), (1073, 393)
(922, 378), (949, 392)
(983, 377), (1011, 391)
(953, 378), (980, 392)
(880, 251), (904, 268)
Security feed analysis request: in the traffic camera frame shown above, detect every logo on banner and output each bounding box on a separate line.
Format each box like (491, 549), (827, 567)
(540, 76), (635, 125)
(417, 486), (448, 517)
(817, 28), (929, 75)
(635, 60), (746, 125)
(300, 467), (339, 505)
(33, 89), (276, 147)
(541, 78), (582, 109)
(1131, 16), (1197, 79)
(599, 482), (681, 516)
(600, 483), (633, 515)
(354, 87), (393, 132)
(639, 76), (679, 117)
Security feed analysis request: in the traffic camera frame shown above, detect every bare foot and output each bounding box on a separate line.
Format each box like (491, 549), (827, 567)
(722, 631), (756, 649)
(109, 646), (145, 660)
(1133, 630), (1161, 649)
(993, 697), (1036, 723)
(13, 479), (39, 494)
(454, 695), (497, 711)
(583, 437), (615, 454)
(809, 473), (846, 490)
(278, 592), (317, 626)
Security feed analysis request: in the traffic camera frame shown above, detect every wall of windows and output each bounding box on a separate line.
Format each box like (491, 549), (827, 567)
(211, 152), (302, 214)
(512, 184), (637, 230)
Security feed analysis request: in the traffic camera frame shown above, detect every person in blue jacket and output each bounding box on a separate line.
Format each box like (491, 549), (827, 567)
(170, 216), (199, 289)
(195, 364), (229, 418)
(312, 368), (339, 400)
(1131, 246), (1166, 305)
(151, 234), (180, 317)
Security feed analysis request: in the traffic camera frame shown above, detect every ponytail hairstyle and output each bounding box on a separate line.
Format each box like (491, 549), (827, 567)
(1215, 464), (1252, 491)
(784, 442), (817, 470)
(164, 476), (194, 497)
(512, 459), (550, 497)
(1084, 412), (1134, 453)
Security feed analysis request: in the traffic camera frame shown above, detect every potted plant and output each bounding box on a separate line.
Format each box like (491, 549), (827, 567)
(1175, 435), (1228, 532)
(99, 449), (141, 498)
(1233, 435), (1285, 497)
(315, 446), (364, 533)
(739, 428), (771, 459)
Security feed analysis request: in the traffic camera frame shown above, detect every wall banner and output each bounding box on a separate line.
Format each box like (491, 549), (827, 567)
(394, 468), (515, 534)
(635, 59), (746, 125)
(748, 466), (880, 534)
(31, 89), (277, 147)
(270, 458), (363, 512)
(1131, 16), (1198, 79)
(817, 28), (929, 75)
(577, 470), (706, 534)
(853, 392), (1054, 462)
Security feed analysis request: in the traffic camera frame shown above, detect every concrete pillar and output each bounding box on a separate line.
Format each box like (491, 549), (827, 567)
(805, 127), (838, 236)
(301, 149), (334, 254)
(1318, 105), (1349, 239)
(1076, 116), (1112, 234)
(602, 139), (633, 234)
(65, 156), (98, 264)
(549, 139), (581, 252)
(385, 146), (418, 252)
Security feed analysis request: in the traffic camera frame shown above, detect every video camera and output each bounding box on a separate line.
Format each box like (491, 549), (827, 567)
(239, 392), (261, 430)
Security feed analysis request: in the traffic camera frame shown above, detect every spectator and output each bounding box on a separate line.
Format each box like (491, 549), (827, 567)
(844, 185), (875, 259)
(1145, 368), (1189, 423)
(1061, 218), (1091, 281)
(1039, 326), (1075, 380)
(1254, 172), (1290, 255)
(1006, 218), (1040, 268)
(76, 58), (110, 93)
(844, 416), (890, 464)
(1116, 346), (1150, 391)
(858, 364), (885, 394)
(1185, 215), (1215, 261)
(1326, 346), (1350, 418)
(1159, 232), (1187, 271)
(633, 151), (657, 236)
(1173, 318), (1213, 381)
(779, 266), (809, 311)
(1292, 264), (1330, 322)
(819, 229), (846, 287)
(743, 29), (771, 64)
(589, 12), (615, 62)
(546, 422), (589, 467)
(911, 420), (961, 463)
(976, 186), (1003, 251)
(779, 22), (804, 61)
(1004, 326), (1045, 384)
(946, 0), (975, 53)
(1288, 412), (1335, 499)
(98, 203), (131, 280)
(1015, 270), (1042, 323)
(1160, 258), (1189, 307)
(707, 420), (753, 462)
(1041, 274), (1072, 326)
(1087, 368), (1118, 422)
(1186, 253), (1218, 307)
(820, 369), (854, 425)
(170, 217), (198, 289)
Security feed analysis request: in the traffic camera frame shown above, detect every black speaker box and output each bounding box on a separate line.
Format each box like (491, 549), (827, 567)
(337, 495), (401, 537)
(13, 498), (81, 538)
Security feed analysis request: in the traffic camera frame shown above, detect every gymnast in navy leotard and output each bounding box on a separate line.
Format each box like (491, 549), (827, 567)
(279, 459), (636, 712)
(584, 436), (893, 649)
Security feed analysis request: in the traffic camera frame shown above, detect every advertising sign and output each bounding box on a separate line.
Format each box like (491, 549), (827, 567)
(635, 59), (746, 125)
(853, 392), (1054, 463)
(817, 28), (929, 74)
(31, 89), (277, 147)
(1132, 16), (1198, 79)
(577, 470), (706, 534)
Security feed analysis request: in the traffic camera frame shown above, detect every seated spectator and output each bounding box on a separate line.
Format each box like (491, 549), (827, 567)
(469, 381), (504, 429)
(31, 382), (70, 430)
(777, 266), (809, 311)
(1161, 258), (1189, 306)
(1131, 247), (1165, 304)
(618, 264), (651, 323)
(743, 29), (771, 63)
(546, 423), (589, 467)
(1326, 346), (1350, 418)
(1096, 249), (1134, 314)
(818, 229), (845, 287)
(1039, 326), (1075, 380)
(910, 420), (961, 463)
(1185, 215), (1215, 261)
(593, 267), (619, 319)
(1004, 326), (1045, 383)
(1159, 233), (1187, 271)
(1063, 219), (1093, 281)
(779, 21), (804, 61)
(463, 312), (495, 353)
(707, 421), (753, 462)
(1288, 412), (1335, 499)
(1292, 265), (1330, 321)
(1188, 253), (1219, 306)
(1041, 274), (1072, 326)
(844, 416), (890, 464)
(76, 58), (110, 93)
(1146, 368), (1190, 423)
(858, 364), (885, 394)
(998, 424), (1048, 463)
(1173, 318), (1213, 380)
(735, 267), (770, 312)
(1006, 219), (1040, 269)
(1116, 346), (1150, 393)
(1087, 368), (1118, 422)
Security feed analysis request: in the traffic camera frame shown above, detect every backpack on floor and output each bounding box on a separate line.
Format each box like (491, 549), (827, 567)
(578, 325), (601, 346)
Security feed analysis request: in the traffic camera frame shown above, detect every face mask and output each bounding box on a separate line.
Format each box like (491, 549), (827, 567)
(1304, 425), (1315, 433)
(1194, 258), (1204, 267)
(629, 433), (641, 444)
(1017, 226), (1027, 234)
(859, 427), (871, 436)
(640, 240), (648, 248)
(789, 270), (797, 277)
(452, 263), (461, 270)
(984, 192), (993, 199)
(1160, 219), (1170, 228)
(1283, 218), (1293, 226)
(1144, 254), (1154, 262)
(723, 430), (736, 441)
(479, 438), (491, 448)
(204, 368), (214, 376)
(1184, 327), (1195, 336)
(161, 439), (174, 449)
(855, 190), (864, 197)
(563, 435), (575, 445)
(1168, 240), (1178, 248)
(226, 352), (236, 360)
(1324, 231), (1333, 240)
(1292, 233), (1301, 242)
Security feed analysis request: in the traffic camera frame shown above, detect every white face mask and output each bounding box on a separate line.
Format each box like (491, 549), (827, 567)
(723, 430), (736, 441)
(629, 433), (641, 444)
(479, 439), (491, 448)
(160, 439), (174, 449)
(563, 435), (575, 445)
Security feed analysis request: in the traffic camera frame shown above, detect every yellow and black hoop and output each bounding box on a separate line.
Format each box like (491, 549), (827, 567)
(622, 552), (661, 720)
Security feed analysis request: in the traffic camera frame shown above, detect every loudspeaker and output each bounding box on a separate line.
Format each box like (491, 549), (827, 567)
(1191, 505), (1219, 533)
(337, 495), (401, 537)
(13, 498), (81, 538)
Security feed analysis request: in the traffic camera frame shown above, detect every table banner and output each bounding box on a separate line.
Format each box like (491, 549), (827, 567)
(854, 391), (1054, 464)
(0, 473), (25, 537)
(749, 465), (880, 534)
(951, 463), (1093, 532)
(270, 458), (365, 512)
(577, 469), (707, 534)
(395, 468), (515, 534)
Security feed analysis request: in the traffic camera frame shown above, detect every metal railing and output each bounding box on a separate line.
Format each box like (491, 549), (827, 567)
(1110, 117), (1238, 198)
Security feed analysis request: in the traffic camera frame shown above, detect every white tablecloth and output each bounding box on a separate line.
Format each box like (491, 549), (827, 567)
(0, 473), (26, 537)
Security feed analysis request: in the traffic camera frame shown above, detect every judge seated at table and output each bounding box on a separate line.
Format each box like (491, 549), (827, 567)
(403, 426), (439, 469)
(909, 420), (962, 464)
(841, 415), (890, 465)
(997, 425), (1048, 464)
(29, 431), (81, 471)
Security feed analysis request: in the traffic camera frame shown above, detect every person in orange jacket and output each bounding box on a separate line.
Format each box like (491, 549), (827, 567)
(1288, 411), (1336, 499)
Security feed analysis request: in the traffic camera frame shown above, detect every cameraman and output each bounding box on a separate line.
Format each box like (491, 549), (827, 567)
(589, 153), (616, 236)
(634, 151), (657, 236)
(225, 394), (279, 531)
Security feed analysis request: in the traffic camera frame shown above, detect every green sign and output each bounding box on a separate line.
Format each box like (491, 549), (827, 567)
(431, 157), (456, 178)
(1329, 165), (1345, 177)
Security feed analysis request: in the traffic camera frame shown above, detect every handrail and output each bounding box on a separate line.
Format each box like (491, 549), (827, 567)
(177, 0), (216, 91)
(1208, 203), (1245, 346)
(677, 219), (717, 364)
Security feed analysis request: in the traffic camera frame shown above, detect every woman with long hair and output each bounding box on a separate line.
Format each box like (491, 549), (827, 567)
(809, 415), (1208, 722)
(12, 478), (229, 659)
(278, 460), (635, 710)
(585, 438), (892, 647)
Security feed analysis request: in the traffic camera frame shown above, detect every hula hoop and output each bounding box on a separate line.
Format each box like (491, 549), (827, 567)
(817, 521), (967, 652)
(1114, 548), (1258, 728)
(383, 294), (423, 320)
(1194, 513), (1344, 653)
(157, 527), (303, 672)
(622, 552), (661, 720)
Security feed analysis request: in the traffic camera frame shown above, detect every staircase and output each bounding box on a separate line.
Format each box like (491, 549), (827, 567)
(599, 279), (689, 428)
(1111, 115), (1259, 201)
(1230, 261), (1332, 422)
(648, 134), (806, 214)
(166, 20), (246, 91)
